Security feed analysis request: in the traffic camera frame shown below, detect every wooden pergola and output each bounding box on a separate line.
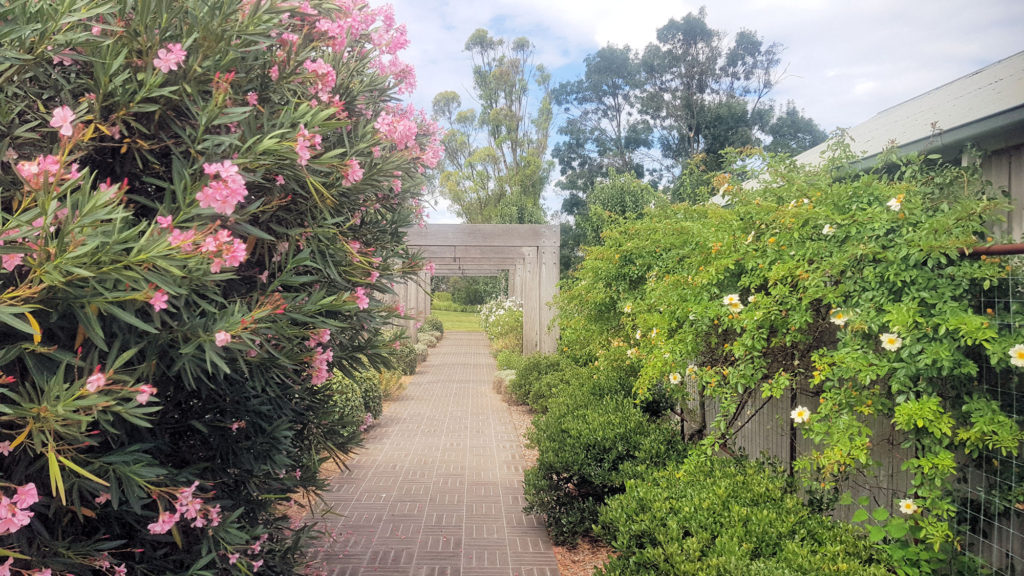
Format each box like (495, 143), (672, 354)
(396, 224), (560, 354)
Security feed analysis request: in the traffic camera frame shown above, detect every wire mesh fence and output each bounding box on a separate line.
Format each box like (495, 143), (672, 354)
(963, 269), (1024, 575)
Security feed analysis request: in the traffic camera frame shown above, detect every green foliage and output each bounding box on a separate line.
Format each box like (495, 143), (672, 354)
(423, 315), (445, 335)
(432, 30), (552, 224)
(354, 370), (384, 420)
(524, 392), (686, 545)
(326, 371), (370, 437)
(765, 100), (828, 155)
(391, 341), (419, 375)
(507, 354), (561, 405)
(596, 456), (893, 575)
(419, 334), (438, 348)
(555, 145), (1022, 558)
(379, 369), (406, 400)
(505, 353), (590, 413)
(496, 350), (526, 370)
(0, 0), (437, 572)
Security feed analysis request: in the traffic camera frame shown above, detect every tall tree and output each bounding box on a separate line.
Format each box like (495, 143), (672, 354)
(639, 8), (783, 173)
(432, 30), (553, 224)
(550, 45), (652, 197)
(765, 100), (828, 155)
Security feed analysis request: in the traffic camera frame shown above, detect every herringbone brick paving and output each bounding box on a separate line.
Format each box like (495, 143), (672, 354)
(315, 332), (560, 576)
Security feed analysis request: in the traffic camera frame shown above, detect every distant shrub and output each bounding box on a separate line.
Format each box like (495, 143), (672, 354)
(419, 334), (438, 348)
(326, 371), (369, 438)
(596, 456), (893, 576)
(481, 298), (523, 354)
(380, 369), (406, 400)
(431, 300), (481, 313)
(432, 292), (453, 303)
(423, 315), (445, 335)
(414, 343), (429, 361)
(392, 341), (418, 375)
(524, 394), (686, 545)
(508, 354), (561, 405)
(496, 350), (526, 371)
(354, 370), (383, 419)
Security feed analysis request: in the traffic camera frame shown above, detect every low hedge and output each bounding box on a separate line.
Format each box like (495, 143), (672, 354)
(423, 315), (445, 335)
(524, 392), (686, 545)
(595, 456), (893, 576)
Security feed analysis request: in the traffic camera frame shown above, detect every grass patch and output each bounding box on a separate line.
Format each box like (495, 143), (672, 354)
(432, 309), (481, 331)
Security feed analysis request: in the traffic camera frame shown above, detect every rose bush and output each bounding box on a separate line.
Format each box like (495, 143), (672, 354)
(0, 0), (439, 573)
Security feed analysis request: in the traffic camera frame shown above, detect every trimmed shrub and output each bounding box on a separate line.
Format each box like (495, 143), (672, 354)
(354, 370), (383, 419)
(380, 369), (406, 400)
(524, 394), (686, 545)
(419, 334), (438, 348)
(527, 361), (590, 413)
(493, 369), (517, 397)
(596, 456), (893, 576)
(325, 371), (370, 440)
(423, 315), (444, 335)
(414, 342), (429, 361)
(508, 354), (561, 405)
(393, 341), (418, 375)
(0, 0), (439, 573)
(421, 330), (442, 342)
(496, 350), (526, 371)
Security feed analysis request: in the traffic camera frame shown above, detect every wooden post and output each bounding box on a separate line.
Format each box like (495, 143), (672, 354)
(523, 247), (540, 354)
(539, 245), (559, 353)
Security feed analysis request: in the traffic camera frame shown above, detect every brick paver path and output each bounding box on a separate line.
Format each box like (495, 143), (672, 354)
(316, 332), (560, 576)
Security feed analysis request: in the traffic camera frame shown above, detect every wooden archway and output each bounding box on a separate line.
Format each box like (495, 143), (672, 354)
(398, 224), (559, 354)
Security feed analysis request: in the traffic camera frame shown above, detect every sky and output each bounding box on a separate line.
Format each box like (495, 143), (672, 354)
(387, 0), (1024, 223)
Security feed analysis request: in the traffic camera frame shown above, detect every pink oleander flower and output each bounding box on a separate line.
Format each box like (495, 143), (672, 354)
(308, 346), (333, 386)
(149, 289), (169, 312)
(246, 91), (259, 106)
(197, 160), (248, 215)
(12, 484), (37, 509)
(251, 559), (264, 572)
(113, 564), (127, 576)
(136, 384), (158, 404)
(295, 125), (322, 166)
(269, 64), (279, 81)
(342, 158), (364, 186)
(305, 329), (331, 348)
(231, 420), (245, 431)
(156, 214), (173, 229)
(228, 553), (240, 565)
(302, 58), (337, 101)
(50, 105), (76, 138)
(425, 261), (435, 276)
(94, 492), (111, 505)
(85, 365), (107, 392)
(214, 331), (232, 347)
(0, 441), (10, 456)
(147, 510), (178, 534)
(354, 287), (369, 310)
(15, 154), (63, 190)
(368, 270), (379, 283)
(274, 174), (285, 186)
(1, 253), (24, 272)
(153, 42), (187, 73)
(0, 557), (12, 575)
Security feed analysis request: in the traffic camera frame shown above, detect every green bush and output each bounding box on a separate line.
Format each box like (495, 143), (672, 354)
(431, 300), (481, 313)
(524, 393), (686, 545)
(423, 315), (445, 335)
(421, 330), (442, 341)
(0, 0), (439, 572)
(379, 369), (406, 400)
(496, 350), (526, 371)
(596, 456), (893, 576)
(508, 354), (561, 404)
(432, 292), (453, 303)
(354, 370), (383, 419)
(414, 342), (429, 361)
(528, 360), (591, 413)
(325, 370), (370, 439)
(420, 334), (438, 348)
(392, 341), (418, 375)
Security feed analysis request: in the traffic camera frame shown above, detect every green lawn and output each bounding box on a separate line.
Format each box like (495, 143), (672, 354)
(431, 309), (482, 332)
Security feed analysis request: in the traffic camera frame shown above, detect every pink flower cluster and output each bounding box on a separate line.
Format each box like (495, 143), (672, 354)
(302, 58), (337, 101)
(374, 105), (418, 151)
(153, 42), (187, 73)
(15, 154), (81, 191)
(86, 365), (108, 393)
(147, 481), (222, 534)
(354, 287), (369, 310)
(0, 483), (37, 536)
(295, 125), (322, 166)
(342, 159), (364, 186)
(309, 347), (333, 387)
(370, 56), (416, 95)
(167, 226), (247, 274)
(305, 328), (331, 349)
(197, 160), (248, 215)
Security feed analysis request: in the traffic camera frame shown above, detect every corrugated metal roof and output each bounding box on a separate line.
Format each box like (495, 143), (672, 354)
(796, 50), (1024, 165)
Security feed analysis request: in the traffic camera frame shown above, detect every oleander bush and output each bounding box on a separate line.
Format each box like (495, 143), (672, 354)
(595, 456), (894, 576)
(0, 0), (440, 573)
(422, 315), (444, 335)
